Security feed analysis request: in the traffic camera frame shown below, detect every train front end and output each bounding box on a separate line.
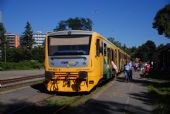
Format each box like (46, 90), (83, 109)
(44, 30), (95, 92)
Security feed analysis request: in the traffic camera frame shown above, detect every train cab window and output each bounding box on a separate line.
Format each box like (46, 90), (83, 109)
(96, 39), (100, 56)
(104, 43), (107, 56)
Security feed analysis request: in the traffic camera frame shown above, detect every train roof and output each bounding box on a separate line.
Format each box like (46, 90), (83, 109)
(47, 30), (94, 36)
(47, 30), (130, 57)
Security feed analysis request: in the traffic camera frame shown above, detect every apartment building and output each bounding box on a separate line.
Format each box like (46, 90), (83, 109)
(5, 33), (20, 48)
(32, 31), (46, 48)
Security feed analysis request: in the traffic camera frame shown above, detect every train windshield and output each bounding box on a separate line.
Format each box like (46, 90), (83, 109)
(48, 35), (91, 56)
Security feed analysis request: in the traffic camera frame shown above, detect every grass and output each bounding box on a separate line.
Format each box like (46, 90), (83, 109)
(44, 96), (81, 106)
(0, 60), (43, 71)
(147, 79), (170, 114)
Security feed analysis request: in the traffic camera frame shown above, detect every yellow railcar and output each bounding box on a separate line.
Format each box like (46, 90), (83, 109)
(44, 30), (130, 92)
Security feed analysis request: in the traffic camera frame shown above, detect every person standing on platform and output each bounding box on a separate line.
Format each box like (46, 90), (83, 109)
(124, 62), (130, 82)
(128, 60), (133, 80)
(143, 62), (151, 78)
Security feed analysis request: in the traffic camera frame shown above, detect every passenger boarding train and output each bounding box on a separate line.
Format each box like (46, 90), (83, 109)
(44, 30), (130, 92)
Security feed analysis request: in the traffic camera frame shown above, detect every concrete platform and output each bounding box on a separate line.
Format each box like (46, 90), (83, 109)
(65, 71), (154, 114)
(0, 69), (44, 80)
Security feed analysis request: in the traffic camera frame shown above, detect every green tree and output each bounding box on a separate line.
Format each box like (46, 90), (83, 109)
(107, 37), (122, 48)
(135, 40), (156, 61)
(122, 44), (128, 52)
(108, 37), (131, 55)
(54, 20), (67, 31)
(129, 46), (137, 59)
(0, 23), (6, 61)
(31, 47), (44, 62)
(157, 43), (165, 50)
(21, 21), (34, 49)
(54, 17), (93, 31)
(153, 4), (170, 38)
(0, 23), (6, 45)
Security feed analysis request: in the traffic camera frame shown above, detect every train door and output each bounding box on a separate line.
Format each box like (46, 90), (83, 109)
(111, 49), (116, 77)
(96, 39), (103, 80)
(111, 49), (114, 77)
(107, 48), (112, 78)
(107, 48), (110, 65)
(115, 49), (117, 67)
(118, 49), (121, 71)
(112, 49), (114, 62)
(119, 51), (123, 71)
(120, 52), (124, 71)
(103, 43), (108, 79)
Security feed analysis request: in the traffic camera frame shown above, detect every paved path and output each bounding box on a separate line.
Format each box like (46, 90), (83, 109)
(0, 69), (44, 80)
(67, 71), (154, 114)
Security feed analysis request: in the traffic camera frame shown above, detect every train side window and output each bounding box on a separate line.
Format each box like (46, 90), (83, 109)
(107, 48), (110, 63)
(100, 42), (103, 55)
(112, 50), (114, 61)
(96, 39), (100, 56)
(104, 43), (107, 56)
(115, 49), (117, 64)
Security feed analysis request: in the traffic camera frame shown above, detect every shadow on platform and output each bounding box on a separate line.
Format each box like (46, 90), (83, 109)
(0, 97), (153, 114)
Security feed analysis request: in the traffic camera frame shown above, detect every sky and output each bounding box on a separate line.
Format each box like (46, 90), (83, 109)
(0, 0), (170, 47)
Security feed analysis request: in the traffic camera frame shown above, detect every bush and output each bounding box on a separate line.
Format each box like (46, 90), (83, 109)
(31, 47), (44, 62)
(0, 47), (44, 70)
(0, 47), (44, 62)
(0, 60), (43, 70)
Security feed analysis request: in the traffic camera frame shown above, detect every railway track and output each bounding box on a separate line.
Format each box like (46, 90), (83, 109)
(7, 81), (113, 114)
(0, 74), (44, 88)
(3, 82), (104, 114)
(1, 75), (117, 114)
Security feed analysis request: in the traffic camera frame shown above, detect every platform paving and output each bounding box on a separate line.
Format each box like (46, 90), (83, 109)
(0, 69), (44, 80)
(67, 71), (154, 114)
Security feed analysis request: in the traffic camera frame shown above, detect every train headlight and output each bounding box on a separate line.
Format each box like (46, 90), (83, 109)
(78, 71), (87, 79)
(45, 71), (54, 79)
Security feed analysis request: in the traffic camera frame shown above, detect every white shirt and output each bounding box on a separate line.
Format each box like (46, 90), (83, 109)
(125, 64), (130, 71)
(129, 62), (133, 70)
